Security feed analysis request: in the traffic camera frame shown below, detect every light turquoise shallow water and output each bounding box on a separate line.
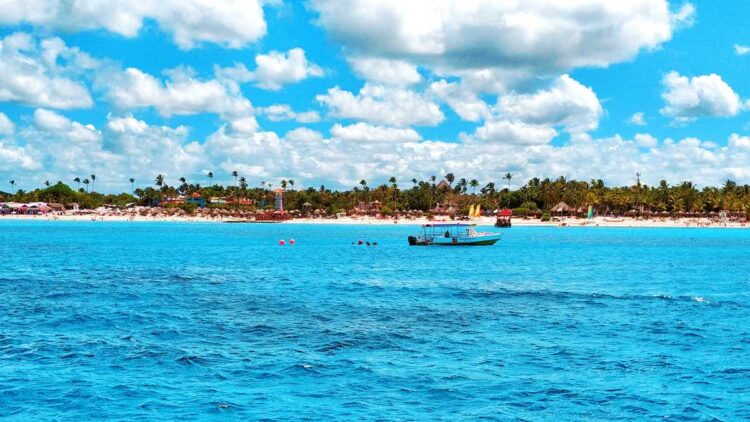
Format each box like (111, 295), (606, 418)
(1, 221), (749, 420)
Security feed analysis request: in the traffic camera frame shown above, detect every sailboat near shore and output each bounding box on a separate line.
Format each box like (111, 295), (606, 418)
(468, 203), (482, 218)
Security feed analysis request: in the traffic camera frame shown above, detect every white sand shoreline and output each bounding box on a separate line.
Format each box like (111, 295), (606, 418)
(0, 214), (746, 228)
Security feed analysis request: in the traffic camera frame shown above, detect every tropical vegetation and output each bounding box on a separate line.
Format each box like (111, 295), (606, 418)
(2, 174), (750, 216)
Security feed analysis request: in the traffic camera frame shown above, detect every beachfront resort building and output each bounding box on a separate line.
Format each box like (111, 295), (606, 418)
(431, 202), (459, 216)
(0, 202), (71, 215)
(161, 192), (207, 208)
(351, 200), (382, 216)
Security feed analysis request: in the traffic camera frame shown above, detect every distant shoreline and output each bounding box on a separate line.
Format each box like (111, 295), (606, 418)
(0, 214), (746, 229)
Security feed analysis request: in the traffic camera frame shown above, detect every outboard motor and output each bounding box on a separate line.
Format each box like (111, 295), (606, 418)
(408, 236), (417, 245)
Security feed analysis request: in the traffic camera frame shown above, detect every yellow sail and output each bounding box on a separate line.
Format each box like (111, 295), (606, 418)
(468, 204), (475, 218)
(474, 204), (482, 217)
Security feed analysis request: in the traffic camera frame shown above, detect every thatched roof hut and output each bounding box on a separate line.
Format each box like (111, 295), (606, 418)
(551, 202), (572, 213)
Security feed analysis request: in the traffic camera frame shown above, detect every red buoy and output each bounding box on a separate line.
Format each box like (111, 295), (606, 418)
(279, 239), (285, 245)
(357, 240), (363, 245)
(289, 239), (295, 245)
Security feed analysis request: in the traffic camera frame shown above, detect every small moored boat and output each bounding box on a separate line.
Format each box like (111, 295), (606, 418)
(408, 223), (501, 246)
(495, 208), (513, 228)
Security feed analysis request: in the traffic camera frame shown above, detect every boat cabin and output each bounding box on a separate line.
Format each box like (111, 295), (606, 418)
(422, 223), (477, 239)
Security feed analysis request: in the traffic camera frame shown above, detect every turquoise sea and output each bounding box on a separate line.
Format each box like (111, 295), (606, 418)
(1, 221), (749, 420)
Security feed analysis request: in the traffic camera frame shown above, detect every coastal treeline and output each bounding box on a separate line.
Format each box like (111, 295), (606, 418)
(3, 175), (750, 216)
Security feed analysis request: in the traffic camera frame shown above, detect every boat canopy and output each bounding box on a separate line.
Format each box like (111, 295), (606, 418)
(422, 222), (476, 228)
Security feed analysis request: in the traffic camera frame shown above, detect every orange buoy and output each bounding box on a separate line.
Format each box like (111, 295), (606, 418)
(279, 239), (285, 245)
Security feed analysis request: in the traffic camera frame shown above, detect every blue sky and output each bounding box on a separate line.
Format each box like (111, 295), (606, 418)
(0, 0), (749, 192)
(573, 0), (750, 142)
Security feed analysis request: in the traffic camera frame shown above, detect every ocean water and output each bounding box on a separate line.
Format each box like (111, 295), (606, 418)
(1, 221), (749, 420)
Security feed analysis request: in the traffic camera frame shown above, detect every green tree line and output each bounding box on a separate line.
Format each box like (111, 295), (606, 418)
(3, 174), (750, 216)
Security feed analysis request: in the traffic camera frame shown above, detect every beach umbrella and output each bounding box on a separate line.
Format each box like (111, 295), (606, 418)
(550, 202), (571, 214)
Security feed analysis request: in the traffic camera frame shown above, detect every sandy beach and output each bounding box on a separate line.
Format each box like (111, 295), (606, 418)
(1, 213), (745, 228)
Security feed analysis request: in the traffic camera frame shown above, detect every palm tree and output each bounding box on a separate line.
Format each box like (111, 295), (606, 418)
(83, 178), (90, 192)
(503, 173), (512, 208)
(411, 178), (418, 187)
(239, 176), (248, 191)
(74, 177), (81, 191)
(207, 171), (214, 186)
(90, 174), (96, 192)
(470, 179), (479, 194)
(178, 177), (187, 195)
(288, 179), (295, 191)
(231, 171), (238, 188)
(358, 180), (369, 200)
(44, 180), (50, 187)
(428, 176), (437, 207)
(458, 178), (468, 194)
(484, 182), (496, 195)
(388, 177), (398, 209)
(445, 173), (455, 187)
(9, 180), (15, 191)
(281, 180), (288, 190)
(154, 174), (164, 204)
(129, 178), (135, 194)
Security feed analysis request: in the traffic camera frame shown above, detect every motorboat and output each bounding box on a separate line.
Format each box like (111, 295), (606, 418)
(408, 223), (501, 246)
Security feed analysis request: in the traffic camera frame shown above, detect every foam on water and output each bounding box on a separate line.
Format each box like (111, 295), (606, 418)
(1, 221), (749, 420)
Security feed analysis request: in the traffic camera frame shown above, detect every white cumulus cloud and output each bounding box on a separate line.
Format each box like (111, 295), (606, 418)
(248, 48), (323, 90)
(634, 133), (658, 148)
(106, 67), (253, 119)
(330, 122), (422, 143)
(428, 80), (491, 122)
(7, 108), (750, 192)
(32, 108), (100, 143)
(496, 75), (603, 134)
(0, 140), (38, 171)
(0, 112), (14, 135)
(285, 127), (324, 143)
(0, 0), (268, 49)
(0, 32), (94, 109)
(661, 71), (743, 121)
(468, 120), (558, 145)
(630, 112), (647, 126)
(311, 0), (693, 87)
(347, 57), (422, 86)
(259, 104), (321, 123)
(104, 115), (203, 182)
(317, 83), (444, 127)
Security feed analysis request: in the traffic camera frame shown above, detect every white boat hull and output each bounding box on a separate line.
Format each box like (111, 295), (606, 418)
(408, 233), (501, 246)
